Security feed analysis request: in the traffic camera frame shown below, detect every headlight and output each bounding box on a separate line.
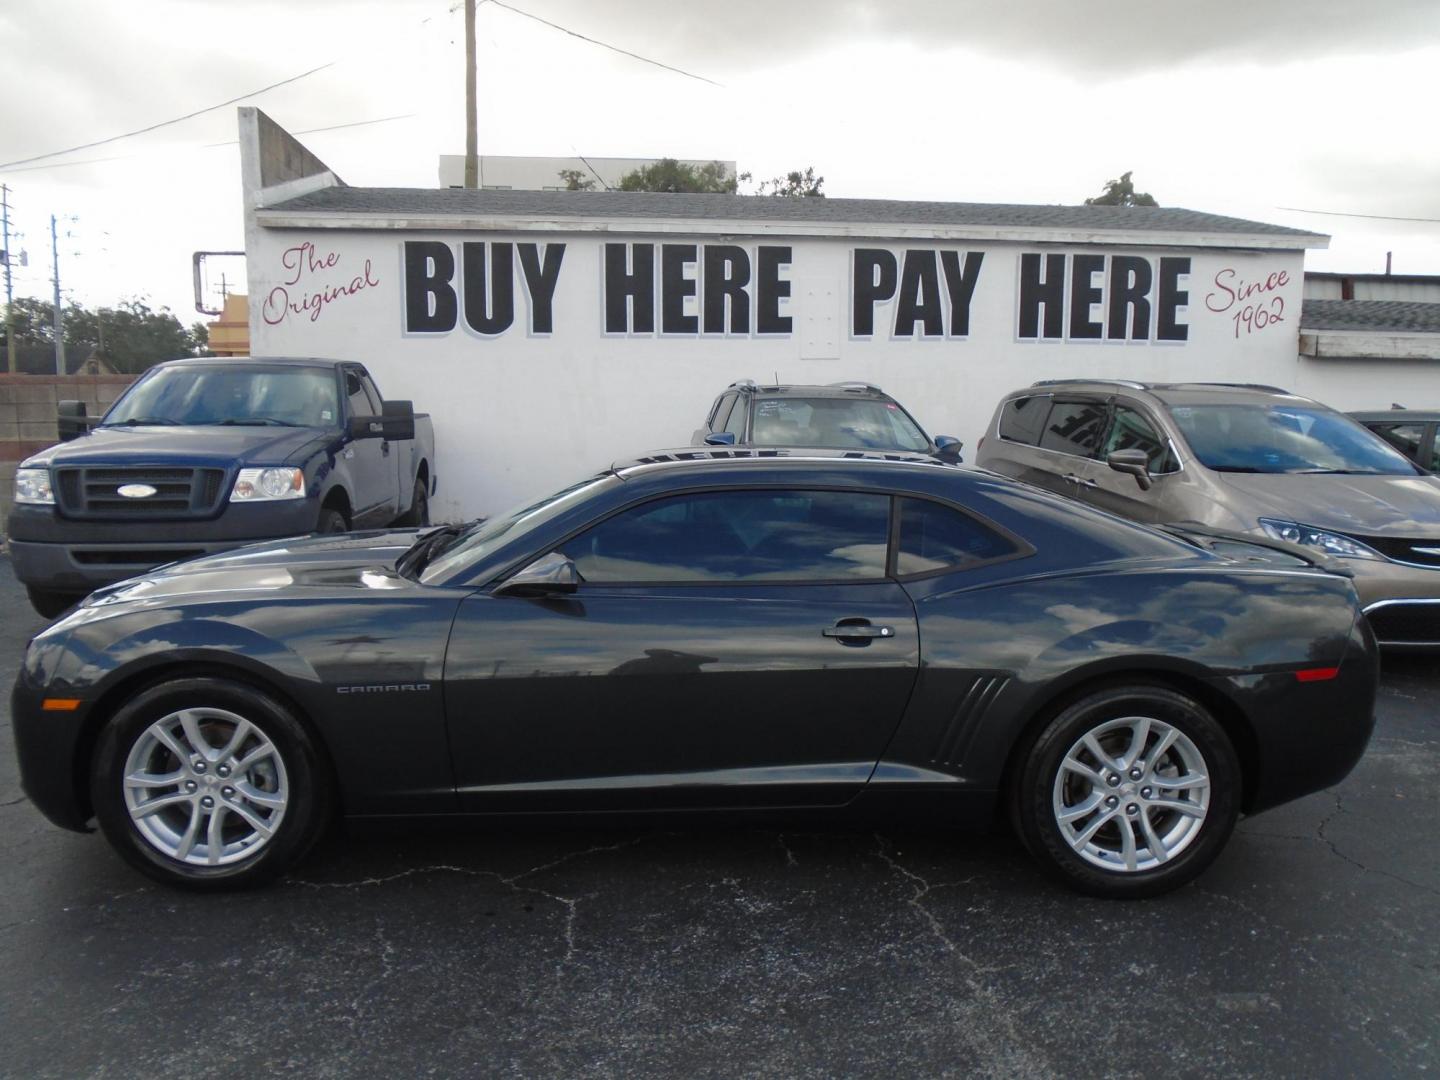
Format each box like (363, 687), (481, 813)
(14, 467), (54, 505)
(230, 467), (305, 502)
(1259, 519), (1381, 560)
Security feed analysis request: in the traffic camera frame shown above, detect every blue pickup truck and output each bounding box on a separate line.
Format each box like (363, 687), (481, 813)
(7, 356), (436, 616)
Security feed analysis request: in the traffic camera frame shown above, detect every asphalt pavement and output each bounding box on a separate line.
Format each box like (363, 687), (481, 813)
(0, 555), (1436, 1078)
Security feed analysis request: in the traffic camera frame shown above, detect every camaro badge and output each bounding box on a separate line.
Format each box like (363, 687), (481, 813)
(116, 484), (158, 498)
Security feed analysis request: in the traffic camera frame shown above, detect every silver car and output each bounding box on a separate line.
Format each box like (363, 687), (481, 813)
(975, 380), (1440, 647)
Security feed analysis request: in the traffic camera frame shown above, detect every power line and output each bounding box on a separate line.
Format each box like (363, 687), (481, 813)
(479, 0), (723, 87)
(1, 114), (418, 174)
(1277, 206), (1440, 225)
(0, 62), (335, 172)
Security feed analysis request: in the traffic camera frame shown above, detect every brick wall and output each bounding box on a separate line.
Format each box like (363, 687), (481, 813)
(1, 375), (137, 534)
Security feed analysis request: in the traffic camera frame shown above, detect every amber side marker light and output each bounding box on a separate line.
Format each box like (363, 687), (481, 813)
(1294, 667), (1340, 683)
(41, 698), (83, 711)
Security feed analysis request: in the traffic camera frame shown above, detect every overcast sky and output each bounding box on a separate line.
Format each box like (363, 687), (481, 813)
(1, 0), (1437, 323)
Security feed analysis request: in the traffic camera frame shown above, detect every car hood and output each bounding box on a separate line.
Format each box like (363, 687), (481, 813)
(23, 425), (332, 468)
(82, 528), (428, 606)
(1216, 472), (1440, 538)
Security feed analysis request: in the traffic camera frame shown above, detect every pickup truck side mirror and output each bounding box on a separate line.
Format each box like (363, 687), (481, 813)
(57, 400), (90, 442)
(495, 551), (582, 596)
(381, 400), (416, 442)
(933, 435), (963, 462)
(1107, 448), (1153, 490)
(348, 415), (386, 439)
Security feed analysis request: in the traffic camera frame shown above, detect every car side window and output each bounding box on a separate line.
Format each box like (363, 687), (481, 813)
(724, 396), (749, 438)
(567, 489), (890, 583)
(1104, 406), (1178, 473)
(895, 498), (1020, 576)
(345, 369), (377, 418)
(1039, 400), (1106, 458)
(998, 396), (1049, 445)
(360, 374), (384, 415)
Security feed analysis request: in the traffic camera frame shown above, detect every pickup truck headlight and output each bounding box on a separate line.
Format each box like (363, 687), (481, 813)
(1259, 518), (1381, 560)
(14, 467), (55, 505)
(230, 467), (305, 502)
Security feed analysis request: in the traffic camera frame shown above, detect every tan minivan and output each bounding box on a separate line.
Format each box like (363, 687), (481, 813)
(975, 380), (1440, 647)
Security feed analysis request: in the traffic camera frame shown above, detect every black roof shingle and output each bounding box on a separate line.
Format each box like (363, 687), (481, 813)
(266, 187), (1321, 240)
(1301, 300), (1440, 334)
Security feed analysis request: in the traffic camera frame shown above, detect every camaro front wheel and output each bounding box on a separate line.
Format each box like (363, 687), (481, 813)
(1014, 685), (1240, 898)
(92, 678), (330, 890)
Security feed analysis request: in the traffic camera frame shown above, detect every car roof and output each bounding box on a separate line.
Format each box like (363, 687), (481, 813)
(612, 446), (947, 478)
(154, 356), (344, 370)
(725, 382), (893, 400)
(1012, 380), (1321, 409)
(1350, 409), (1440, 423)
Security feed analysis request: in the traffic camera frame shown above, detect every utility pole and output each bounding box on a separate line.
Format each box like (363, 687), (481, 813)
(2, 184), (15, 373)
(464, 0), (478, 189)
(50, 213), (65, 376)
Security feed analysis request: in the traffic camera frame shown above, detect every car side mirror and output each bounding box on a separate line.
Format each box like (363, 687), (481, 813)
(382, 400), (416, 441)
(57, 400), (89, 442)
(704, 431), (737, 446)
(934, 435), (964, 462)
(1107, 448), (1153, 490)
(496, 551), (582, 596)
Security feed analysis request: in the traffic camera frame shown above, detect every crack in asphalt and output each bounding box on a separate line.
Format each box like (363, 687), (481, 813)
(0, 795), (29, 807)
(287, 838), (646, 974)
(1317, 791), (1440, 899)
(871, 833), (1047, 1078)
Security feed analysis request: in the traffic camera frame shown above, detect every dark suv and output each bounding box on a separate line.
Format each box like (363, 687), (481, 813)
(693, 380), (963, 460)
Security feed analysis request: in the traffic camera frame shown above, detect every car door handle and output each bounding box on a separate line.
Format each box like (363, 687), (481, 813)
(823, 621), (895, 640)
(1064, 473), (1098, 489)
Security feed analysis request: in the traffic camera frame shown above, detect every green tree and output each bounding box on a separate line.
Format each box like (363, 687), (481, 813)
(5, 296), (204, 374)
(557, 168), (596, 191)
(1085, 171), (1158, 207)
(752, 167), (825, 198)
(616, 158), (737, 193)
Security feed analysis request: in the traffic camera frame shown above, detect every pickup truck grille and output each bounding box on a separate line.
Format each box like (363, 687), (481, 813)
(55, 467), (228, 520)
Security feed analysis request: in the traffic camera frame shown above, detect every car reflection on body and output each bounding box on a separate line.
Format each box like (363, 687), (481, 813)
(13, 449), (1376, 898)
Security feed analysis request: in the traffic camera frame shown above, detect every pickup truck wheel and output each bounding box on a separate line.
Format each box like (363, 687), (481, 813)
(26, 587), (86, 619)
(398, 477), (430, 527)
(91, 677), (331, 890)
(316, 507), (348, 534)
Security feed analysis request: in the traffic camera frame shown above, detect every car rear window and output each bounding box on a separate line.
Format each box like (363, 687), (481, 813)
(998, 396), (1048, 445)
(895, 498), (1019, 575)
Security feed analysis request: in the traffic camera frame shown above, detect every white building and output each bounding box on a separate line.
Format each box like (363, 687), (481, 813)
(240, 109), (1440, 522)
(436, 154), (737, 191)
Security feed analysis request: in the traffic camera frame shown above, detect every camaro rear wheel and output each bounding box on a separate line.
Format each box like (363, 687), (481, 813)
(92, 678), (330, 890)
(1014, 685), (1240, 898)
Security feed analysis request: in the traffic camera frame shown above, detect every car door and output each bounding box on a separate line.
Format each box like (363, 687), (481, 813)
(443, 487), (920, 811)
(342, 365), (390, 526)
(1029, 395), (1110, 501)
(1082, 401), (1183, 523)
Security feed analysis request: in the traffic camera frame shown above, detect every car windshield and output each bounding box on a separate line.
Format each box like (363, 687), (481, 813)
(750, 396), (931, 451)
(419, 474), (617, 584)
(1168, 403), (1420, 475)
(103, 366), (340, 428)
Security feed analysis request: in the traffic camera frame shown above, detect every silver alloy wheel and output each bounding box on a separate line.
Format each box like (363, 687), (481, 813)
(1052, 715), (1210, 873)
(122, 707), (289, 867)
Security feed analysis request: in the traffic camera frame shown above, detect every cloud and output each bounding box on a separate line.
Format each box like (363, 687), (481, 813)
(499, 0), (1440, 76)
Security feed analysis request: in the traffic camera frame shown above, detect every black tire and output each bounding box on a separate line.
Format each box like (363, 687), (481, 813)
(1013, 684), (1240, 899)
(397, 475), (430, 527)
(91, 677), (332, 890)
(316, 506), (348, 534)
(26, 587), (86, 619)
